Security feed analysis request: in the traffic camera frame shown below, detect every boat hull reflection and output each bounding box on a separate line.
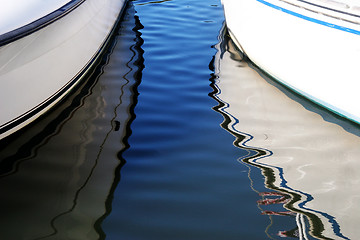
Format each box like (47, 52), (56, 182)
(213, 28), (360, 239)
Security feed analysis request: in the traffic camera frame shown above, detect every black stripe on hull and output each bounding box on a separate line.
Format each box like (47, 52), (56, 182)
(0, 0), (86, 47)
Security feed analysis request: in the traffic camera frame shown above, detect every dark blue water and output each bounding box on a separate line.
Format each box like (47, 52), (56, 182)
(3, 0), (356, 239)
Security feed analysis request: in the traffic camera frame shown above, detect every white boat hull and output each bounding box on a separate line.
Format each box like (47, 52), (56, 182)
(0, 0), (127, 140)
(221, 0), (360, 124)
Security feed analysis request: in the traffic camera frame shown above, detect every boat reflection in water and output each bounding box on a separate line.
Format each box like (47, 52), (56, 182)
(0, 3), (143, 239)
(212, 27), (360, 239)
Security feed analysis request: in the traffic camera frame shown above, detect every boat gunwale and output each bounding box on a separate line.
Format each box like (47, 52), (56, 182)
(256, 0), (360, 35)
(291, 0), (360, 18)
(0, 0), (86, 47)
(275, 0), (360, 26)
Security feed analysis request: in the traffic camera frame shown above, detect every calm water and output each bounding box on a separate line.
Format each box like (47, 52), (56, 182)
(1, 0), (360, 239)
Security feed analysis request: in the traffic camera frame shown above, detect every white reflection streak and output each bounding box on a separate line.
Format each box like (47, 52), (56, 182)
(295, 213), (310, 240)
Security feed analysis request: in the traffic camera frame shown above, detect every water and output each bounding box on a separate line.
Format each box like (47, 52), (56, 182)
(1, 0), (360, 239)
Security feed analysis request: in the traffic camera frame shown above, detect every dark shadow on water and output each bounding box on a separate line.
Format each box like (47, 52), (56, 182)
(0, 2), (144, 239)
(95, 11), (145, 240)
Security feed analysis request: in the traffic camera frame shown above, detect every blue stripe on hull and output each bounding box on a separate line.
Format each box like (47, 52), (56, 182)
(257, 0), (360, 35)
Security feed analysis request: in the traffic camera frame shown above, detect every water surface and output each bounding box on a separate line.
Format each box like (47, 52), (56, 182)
(1, 0), (360, 239)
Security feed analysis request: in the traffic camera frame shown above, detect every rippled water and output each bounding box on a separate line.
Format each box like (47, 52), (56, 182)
(1, 0), (360, 239)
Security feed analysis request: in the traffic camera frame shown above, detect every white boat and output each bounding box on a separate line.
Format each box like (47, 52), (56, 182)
(221, 0), (360, 124)
(0, 0), (128, 140)
(213, 28), (360, 239)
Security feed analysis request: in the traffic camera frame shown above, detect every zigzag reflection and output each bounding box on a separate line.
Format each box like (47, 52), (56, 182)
(210, 24), (359, 240)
